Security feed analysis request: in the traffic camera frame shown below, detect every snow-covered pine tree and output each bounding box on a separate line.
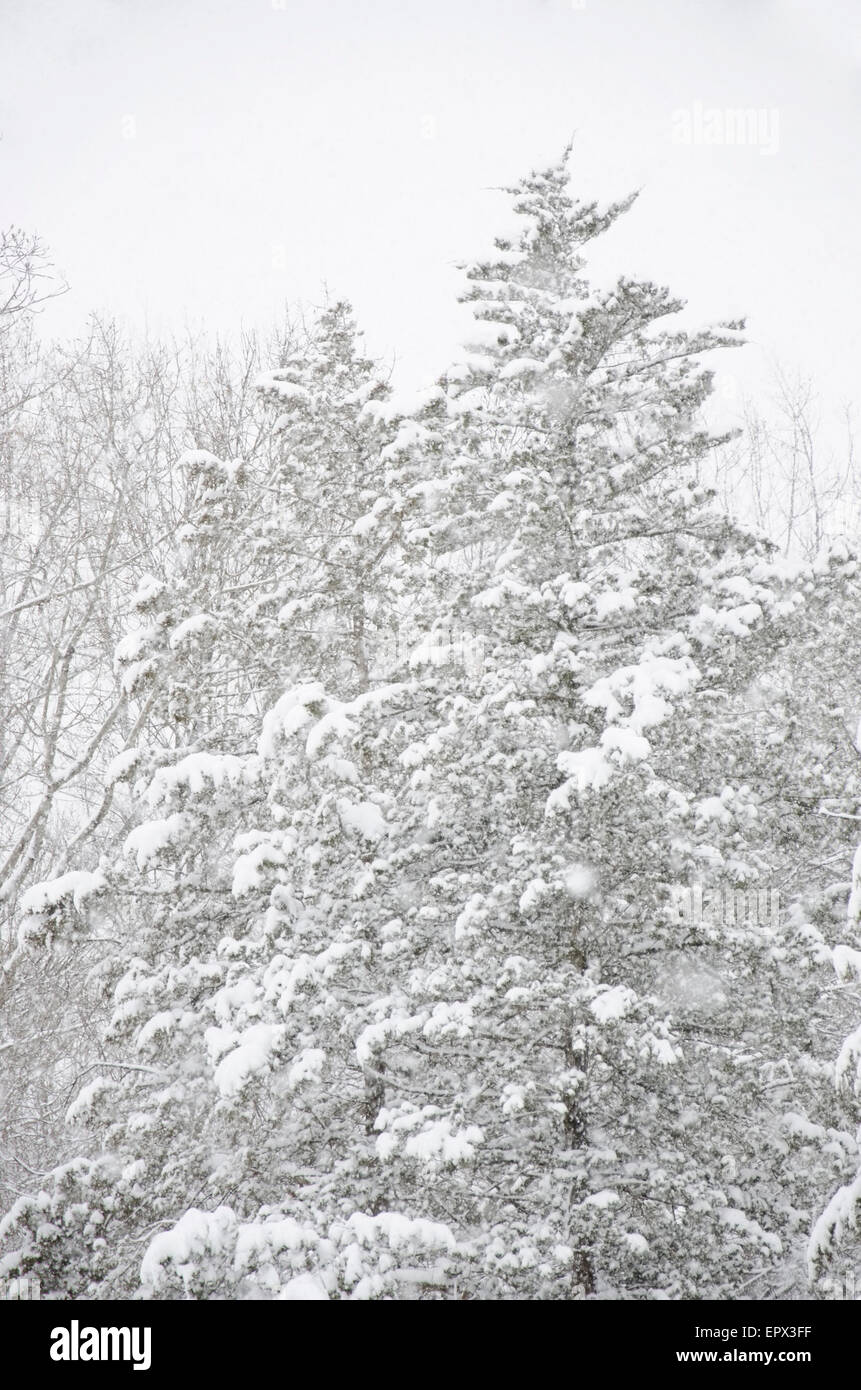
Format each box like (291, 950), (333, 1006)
(108, 302), (401, 756)
(807, 829), (861, 1293)
(1, 154), (856, 1301)
(354, 148), (860, 1296)
(0, 298), (459, 1295)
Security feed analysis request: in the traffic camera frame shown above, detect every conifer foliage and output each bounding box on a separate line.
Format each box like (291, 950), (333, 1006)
(1, 152), (857, 1300)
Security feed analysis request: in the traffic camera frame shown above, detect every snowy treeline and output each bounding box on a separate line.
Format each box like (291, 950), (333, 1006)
(1, 154), (861, 1300)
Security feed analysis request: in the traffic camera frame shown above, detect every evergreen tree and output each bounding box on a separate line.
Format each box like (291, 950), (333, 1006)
(808, 827), (861, 1293)
(1, 153), (855, 1300)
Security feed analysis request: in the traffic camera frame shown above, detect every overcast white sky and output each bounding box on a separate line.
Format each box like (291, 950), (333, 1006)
(2, 0), (859, 432)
